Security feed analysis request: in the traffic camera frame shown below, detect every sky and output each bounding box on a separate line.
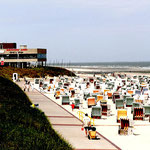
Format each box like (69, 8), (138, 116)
(0, 0), (150, 63)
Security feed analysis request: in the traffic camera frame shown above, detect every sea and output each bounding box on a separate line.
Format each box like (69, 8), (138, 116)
(65, 62), (150, 74)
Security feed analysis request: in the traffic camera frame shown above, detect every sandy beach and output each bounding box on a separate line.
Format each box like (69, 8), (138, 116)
(24, 66), (150, 150)
(66, 66), (150, 79)
(45, 93), (150, 150)
(66, 65), (150, 75)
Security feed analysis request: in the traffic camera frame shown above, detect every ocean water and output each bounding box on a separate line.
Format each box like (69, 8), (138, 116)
(70, 62), (150, 68)
(67, 62), (150, 73)
(48, 61), (150, 72)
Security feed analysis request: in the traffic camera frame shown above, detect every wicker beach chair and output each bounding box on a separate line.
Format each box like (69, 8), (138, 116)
(107, 92), (112, 99)
(126, 97), (134, 107)
(74, 98), (80, 109)
(84, 92), (90, 100)
(133, 107), (143, 120)
(96, 95), (103, 102)
(118, 118), (129, 135)
(42, 83), (48, 90)
(143, 105), (150, 118)
(61, 95), (70, 105)
(135, 90), (141, 95)
(112, 92), (120, 103)
(91, 93), (98, 101)
(91, 106), (102, 119)
(93, 89), (100, 93)
(101, 104), (111, 116)
(55, 90), (61, 99)
(87, 97), (96, 107)
(49, 78), (54, 84)
(127, 90), (134, 95)
(58, 82), (63, 88)
(104, 89), (110, 95)
(115, 99), (124, 109)
(117, 109), (127, 123)
(131, 102), (140, 113)
(34, 78), (40, 85)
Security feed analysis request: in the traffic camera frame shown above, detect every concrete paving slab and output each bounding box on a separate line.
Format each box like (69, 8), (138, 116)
(54, 126), (118, 150)
(17, 81), (121, 150)
(49, 117), (82, 125)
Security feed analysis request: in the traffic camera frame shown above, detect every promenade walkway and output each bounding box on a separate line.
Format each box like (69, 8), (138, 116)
(17, 81), (121, 150)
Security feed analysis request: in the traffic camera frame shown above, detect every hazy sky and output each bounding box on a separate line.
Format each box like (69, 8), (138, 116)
(0, 0), (150, 63)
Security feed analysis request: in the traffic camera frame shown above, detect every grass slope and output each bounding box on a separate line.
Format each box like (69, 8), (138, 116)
(0, 77), (73, 150)
(0, 66), (76, 79)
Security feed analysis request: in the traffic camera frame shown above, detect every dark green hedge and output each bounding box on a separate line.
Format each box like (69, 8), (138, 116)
(0, 77), (73, 150)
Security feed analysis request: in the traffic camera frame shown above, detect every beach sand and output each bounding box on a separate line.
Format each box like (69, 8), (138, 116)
(60, 68), (150, 150)
(67, 66), (150, 76)
(25, 67), (150, 150)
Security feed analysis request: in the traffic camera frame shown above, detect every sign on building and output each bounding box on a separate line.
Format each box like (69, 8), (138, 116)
(0, 50), (4, 54)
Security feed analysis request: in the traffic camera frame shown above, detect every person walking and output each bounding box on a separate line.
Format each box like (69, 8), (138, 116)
(26, 81), (31, 92)
(23, 82), (27, 91)
(71, 102), (75, 111)
(82, 113), (91, 136)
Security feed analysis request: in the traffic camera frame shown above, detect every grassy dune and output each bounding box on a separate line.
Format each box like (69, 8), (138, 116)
(0, 76), (73, 150)
(0, 66), (76, 79)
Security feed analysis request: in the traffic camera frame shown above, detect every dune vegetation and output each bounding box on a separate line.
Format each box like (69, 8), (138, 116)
(0, 66), (76, 79)
(0, 76), (73, 150)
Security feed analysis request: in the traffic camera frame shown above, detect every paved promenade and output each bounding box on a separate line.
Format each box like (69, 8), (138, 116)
(17, 82), (121, 150)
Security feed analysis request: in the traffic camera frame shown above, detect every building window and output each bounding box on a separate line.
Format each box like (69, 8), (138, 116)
(0, 54), (37, 59)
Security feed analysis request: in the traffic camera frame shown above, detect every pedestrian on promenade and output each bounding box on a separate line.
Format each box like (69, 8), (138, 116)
(23, 82), (27, 91)
(82, 113), (91, 136)
(24, 77), (27, 84)
(27, 81), (31, 92)
(71, 102), (75, 111)
(30, 82), (34, 91)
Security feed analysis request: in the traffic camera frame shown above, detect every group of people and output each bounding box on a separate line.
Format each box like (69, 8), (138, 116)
(23, 78), (31, 92)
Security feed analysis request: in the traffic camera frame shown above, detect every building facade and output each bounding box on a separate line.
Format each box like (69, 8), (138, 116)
(0, 43), (47, 68)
